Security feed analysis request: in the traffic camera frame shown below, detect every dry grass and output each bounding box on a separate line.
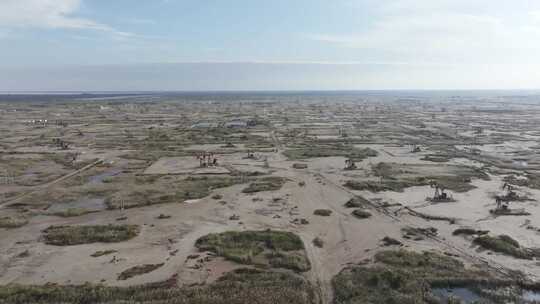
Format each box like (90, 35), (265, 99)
(118, 263), (164, 280)
(242, 177), (286, 194)
(352, 209), (372, 219)
(0, 268), (316, 304)
(330, 249), (527, 304)
(0, 217), (28, 229)
(42, 225), (140, 246)
(195, 230), (310, 272)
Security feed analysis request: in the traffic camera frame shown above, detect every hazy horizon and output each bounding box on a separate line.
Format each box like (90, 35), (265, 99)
(2, 0), (540, 90)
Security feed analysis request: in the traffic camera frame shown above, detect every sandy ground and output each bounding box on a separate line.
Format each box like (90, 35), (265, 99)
(3, 98), (540, 303)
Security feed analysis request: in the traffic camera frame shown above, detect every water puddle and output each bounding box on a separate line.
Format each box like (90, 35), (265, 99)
(89, 169), (121, 183)
(523, 290), (540, 302)
(432, 287), (481, 303)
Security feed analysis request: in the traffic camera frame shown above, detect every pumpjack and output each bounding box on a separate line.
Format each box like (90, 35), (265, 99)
(344, 159), (357, 170)
(428, 181), (454, 202)
(490, 183), (530, 216)
(52, 138), (70, 150)
(501, 183), (518, 201)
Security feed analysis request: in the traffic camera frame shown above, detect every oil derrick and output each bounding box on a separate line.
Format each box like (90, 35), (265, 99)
(344, 159), (357, 170)
(428, 181), (454, 202)
(52, 138), (70, 150)
(490, 183), (529, 215)
(55, 120), (68, 127)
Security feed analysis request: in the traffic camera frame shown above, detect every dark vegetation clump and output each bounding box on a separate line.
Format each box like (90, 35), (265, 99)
(195, 230), (310, 272)
(118, 263), (164, 280)
(0, 268), (316, 304)
(344, 196), (370, 208)
(331, 249), (528, 304)
(0, 217), (28, 229)
(313, 209), (332, 216)
(242, 177), (286, 193)
(90, 250), (117, 257)
(473, 234), (540, 260)
(312, 237), (324, 248)
(352, 209), (372, 219)
(283, 145), (378, 161)
(381, 237), (402, 246)
(349, 162), (491, 193)
(402, 227), (438, 240)
(51, 208), (95, 218)
(42, 225), (140, 246)
(452, 228), (489, 236)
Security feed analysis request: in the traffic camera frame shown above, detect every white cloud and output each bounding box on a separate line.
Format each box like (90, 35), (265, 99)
(309, 0), (540, 65)
(0, 0), (132, 37)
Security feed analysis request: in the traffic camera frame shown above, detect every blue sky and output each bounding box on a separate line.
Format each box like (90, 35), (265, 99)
(1, 0), (540, 90)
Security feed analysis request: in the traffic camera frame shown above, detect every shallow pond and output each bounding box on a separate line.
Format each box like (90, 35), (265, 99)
(89, 169), (121, 183)
(432, 287), (481, 303)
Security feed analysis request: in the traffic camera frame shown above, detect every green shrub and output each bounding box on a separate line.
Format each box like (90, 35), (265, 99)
(313, 209), (332, 216)
(42, 225), (140, 246)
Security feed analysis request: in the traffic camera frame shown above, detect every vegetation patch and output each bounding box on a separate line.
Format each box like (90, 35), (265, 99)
(504, 174), (540, 190)
(343, 180), (415, 192)
(406, 207), (457, 224)
(0, 217), (28, 229)
(0, 268), (316, 304)
(368, 162), (489, 193)
(312, 237), (324, 248)
(50, 208), (96, 218)
(313, 209), (332, 216)
(106, 176), (245, 209)
(452, 228), (489, 236)
(402, 227), (438, 241)
(332, 249), (529, 304)
(352, 209), (372, 219)
(195, 230), (310, 272)
(90, 250), (117, 257)
(381, 236), (402, 246)
(283, 145), (377, 161)
(420, 155), (452, 163)
(242, 177), (286, 193)
(42, 225), (140, 246)
(473, 234), (540, 260)
(118, 263), (164, 280)
(344, 196), (370, 208)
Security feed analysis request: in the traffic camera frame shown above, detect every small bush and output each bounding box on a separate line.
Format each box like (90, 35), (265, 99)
(381, 236), (402, 246)
(90, 250), (117, 257)
(242, 177), (286, 193)
(118, 263), (164, 280)
(352, 209), (372, 219)
(313, 237), (324, 248)
(344, 196), (370, 208)
(52, 208), (94, 218)
(452, 228), (489, 236)
(314, 209), (332, 216)
(0, 217), (28, 229)
(473, 234), (533, 259)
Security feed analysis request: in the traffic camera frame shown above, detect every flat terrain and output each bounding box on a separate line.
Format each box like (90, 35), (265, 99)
(2, 92), (540, 303)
